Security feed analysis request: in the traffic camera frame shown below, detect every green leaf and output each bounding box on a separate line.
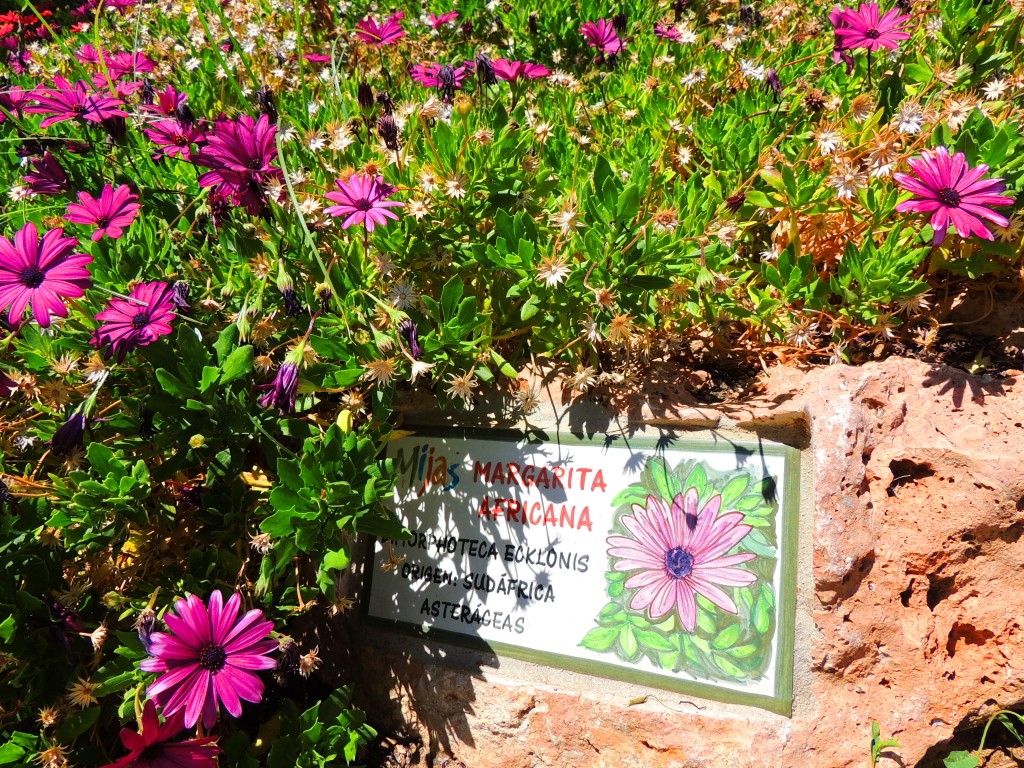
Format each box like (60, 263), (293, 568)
(580, 625), (618, 652)
(942, 752), (979, 768)
(155, 368), (197, 398)
(220, 345), (254, 384)
(635, 629), (674, 652)
(0, 617), (13, 643)
(199, 365), (221, 392)
(520, 294), (540, 321)
(711, 623), (742, 650)
(440, 276), (464, 321)
(214, 323), (240, 364)
(490, 350), (519, 378)
(0, 744), (25, 765)
(57, 707), (101, 743)
(617, 625), (639, 659)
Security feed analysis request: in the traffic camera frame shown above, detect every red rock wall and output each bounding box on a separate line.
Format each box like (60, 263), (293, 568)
(348, 358), (1023, 768)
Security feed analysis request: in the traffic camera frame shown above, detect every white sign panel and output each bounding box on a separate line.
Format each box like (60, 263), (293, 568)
(364, 429), (799, 713)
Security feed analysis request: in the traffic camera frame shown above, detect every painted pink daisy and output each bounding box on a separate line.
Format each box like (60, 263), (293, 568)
(28, 76), (128, 128)
(0, 223), (92, 328)
(65, 184), (141, 242)
(140, 591), (277, 730)
(894, 146), (1016, 245)
(101, 701), (220, 768)
(607, 490), (757, 631)
(491, 58), (550, 82)
(325, 174), (403, 232)
(355, 16), (405, 46)
(93, 281), (176, 362)
(581, 18), (625, 55)
(832, 2), (911, 52)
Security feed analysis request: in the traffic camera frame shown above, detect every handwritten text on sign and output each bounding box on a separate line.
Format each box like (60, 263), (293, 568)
(364, 431), (796, 710)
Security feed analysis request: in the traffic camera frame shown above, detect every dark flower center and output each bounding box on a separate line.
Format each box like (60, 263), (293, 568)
(72, 103), (87, 115)
(19, 266), (45, 288)
(198, 643), (227, 671)
(131, 311), (150, 329)
(864, 28), (880, 38)
(356, 198), (373, 211)
(665, 547), (694, 579)
(246, 157), (262, 170)
(937, 186), (962, 207)
(95, 216), (110, 228)
(174, 133), (189, 145)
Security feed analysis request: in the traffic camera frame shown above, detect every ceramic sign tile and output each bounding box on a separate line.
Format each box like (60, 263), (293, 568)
(364, 428), (800, 714)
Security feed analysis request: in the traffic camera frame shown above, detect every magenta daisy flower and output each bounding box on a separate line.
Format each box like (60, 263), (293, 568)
(607, 489), (757, 631)
(580, 19), (626, 54)
(140, 591), (277, 730)
(0, 223), (92, 328)
(144, 119), (206, 160)
(193, 114), (283, 215)
(0, 86), (33, 124)
(832, 2), (911, 52)
(428, 11), (458, 29)
(491, 58), (550, 82)
(410, 62), (470, 100)
(142, 85), (189, 118)
(93, 281), (176, 362)
(103, 50), (155, 81)
(355, 15), (406, 46)
(65, 184), (141, 242)
(28, 76), (128, 128)
(101, 701), (220, 768)
(22, 152), (70, 196)
(325, 174), (403, 232)
(894, 146), (1016, 245)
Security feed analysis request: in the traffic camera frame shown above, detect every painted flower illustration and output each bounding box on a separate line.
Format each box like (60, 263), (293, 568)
(607, 489), (757, 632)
(140, 591), (277, 729)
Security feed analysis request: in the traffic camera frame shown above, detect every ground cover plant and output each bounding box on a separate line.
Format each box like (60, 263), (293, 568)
(1, 0), (1022, 764)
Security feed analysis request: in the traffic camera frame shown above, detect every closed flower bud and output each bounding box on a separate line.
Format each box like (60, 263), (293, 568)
(376, 114), (400, 150)
(50, 412), (86, 456)
(357, 81), (374, 112)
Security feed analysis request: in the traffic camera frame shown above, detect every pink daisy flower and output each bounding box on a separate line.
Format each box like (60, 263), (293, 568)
(65, 184), (141, 242)
(491, 58), (550, 82)
(144, 119), (206, 160)
(428, 11), (459, 29)
(607, 489), (757, 631)
(0, 223), (92, 328)
(832, 2), (911, 52)
(22, 152), (69, 196)
(103, 50), (155, 81)
(193, 114), (283, 216)
(410, 62), (470, 100)
(325, 174), (403, 232)
(140, 591), (278, 730)
(101, 700), (220, 768)
(142, 85), (189, 118)
(580, 18), (625, 55)
(93, 281), (176, 362)
(654, 23), (683, 43)
(354, 16), (406, 46)
(28, 76), (128, 128)
(0, 85), (33, 124)
(894, 146), (1016, 245)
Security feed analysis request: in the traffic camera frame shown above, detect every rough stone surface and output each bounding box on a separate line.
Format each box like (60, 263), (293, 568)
(347, 357), (1024, 767)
